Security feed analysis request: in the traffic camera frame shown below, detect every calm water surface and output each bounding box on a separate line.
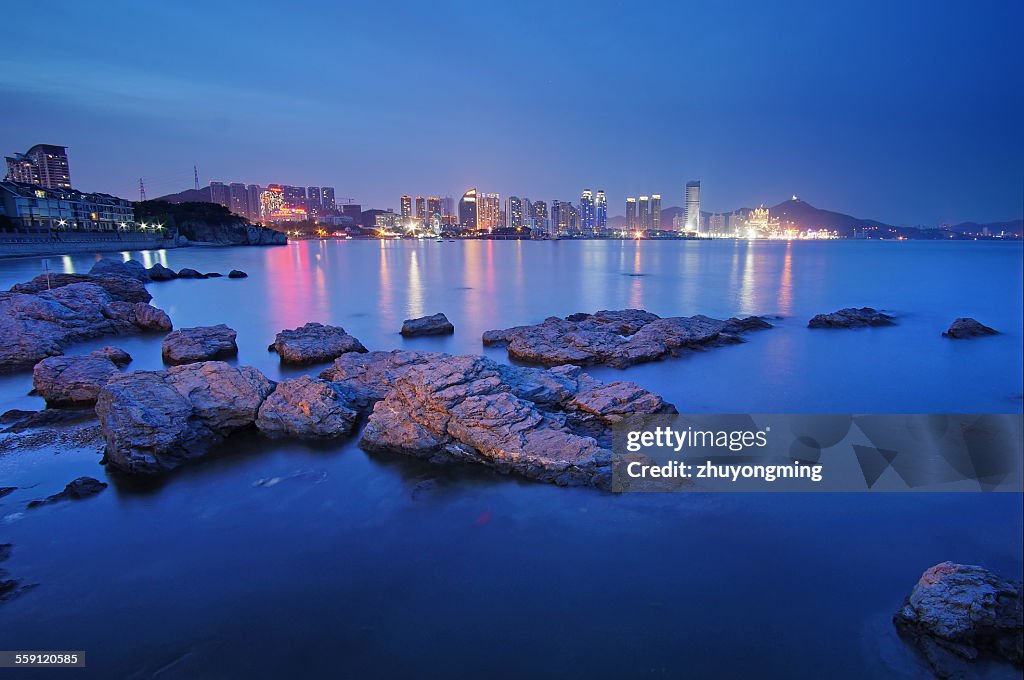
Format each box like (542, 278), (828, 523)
(1, 239), (1021, 678)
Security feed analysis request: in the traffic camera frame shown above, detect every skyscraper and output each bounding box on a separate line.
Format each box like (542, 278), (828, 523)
(506, 196), (524, 228)
(229, 182), (249, 219)
(4, 144), (72, 189)
(477, 193), (500, 232)
(400, 195), (412, 223)
(308, 187), (322, 211)
(530, 199), (548, 231)
(415, 196), (426, 226)
(579, 189), (594, 234)
(651, 194), (661, 230)
(209, 181), (230, 209)
(458, 189), (477, 229)
(550, 200), (562, 235)
(321, 187), (336, 211)
(626, 197), (637, 230)
(685, 181), (701, 233)
(246, 185), (263, 222)
(595, 190), (607, 231)
(427, 196), (441, 223)
(639, 196), (650, 230)
(441, 196), (455, 225)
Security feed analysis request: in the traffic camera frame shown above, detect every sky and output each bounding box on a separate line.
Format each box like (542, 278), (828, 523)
(1, 0), (1022, 225)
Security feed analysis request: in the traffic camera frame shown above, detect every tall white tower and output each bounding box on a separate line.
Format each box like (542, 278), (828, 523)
(685, 180), (701, 233)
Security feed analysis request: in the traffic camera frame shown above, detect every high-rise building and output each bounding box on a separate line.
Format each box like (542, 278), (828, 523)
(415, 196), (426, 226)
(506, 196), (524, 228)
(579, 189), (594, 234)
(342, 203), (362, 223)
(477, 192), (500, 232)
(209, 182), (230, 210)
(246, 185), (263, 222)
(626, 198), (637, 230)
(307, 187), (322, 212)
(639, 196), (650, 230)
(229, 182), (248, 219)
(400, 195), (412, 223)
(595, 190), (607, 231)
(441, 196), (455, 225)
(651, 194), (661, 230)
(458, 189), (477, 229)
(427, 196), (441, 223)
(321, 187), (336, 211)
(4, 144), (72, 190)
(685, 181), (701, 233)
(281, 185), (306, 208)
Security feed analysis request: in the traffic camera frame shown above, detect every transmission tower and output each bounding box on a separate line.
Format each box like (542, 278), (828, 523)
(194, 165), (199, 190)
(139, 177), (147, 201)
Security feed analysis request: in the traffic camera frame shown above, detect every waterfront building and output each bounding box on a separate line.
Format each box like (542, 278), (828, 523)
(415, 196), (426, 227)
(229, 183), (249, 219)
(595, 190), (607, 231)
(579, 189), (594, 234)
(458, 188), (477, 229)
(626, 197), (637, 230)
(246, 185), (263, 222)
(427, 196), (441, 224)
(400, 195), (412, 222)
(639, 196), (650, 229)
(308, 187), (323, 211)
(342, 203), (362, 223)
(441, 196), (455, 225)
(0, 180), (136, 233)
(506, 196), (524, 228)
(478, 192), (500, 232)
(4, 144), (72, 190)
(685, 180), (701, 233)
(651, 194), (661, 230)
(321, 187), (336, 211)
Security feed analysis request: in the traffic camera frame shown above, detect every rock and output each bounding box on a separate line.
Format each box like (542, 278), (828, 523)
(1, 543), (33, 603)
(147, 263), (177, 281)
(205, 272), (223, 278)
(96, 361), (274, 475)
(0, 283), (171, 371)
(483, 309), (771, 368)
(89, 258), (151, 282)
(32, 355), (120, 406)
(256, 375), (359, 439)
(90, 346), (132, 367)
(355, 353), (674, 488)
(27, 477), (108, 508)
(1, 407), (96, 433)
(320, 350), (444, 407)
(943, 318), (998, 339)
(269, 322), (367, 364)
(0, 487), (15, 498)
(161, 324), (238, 365)
(227, 270), (248, 279)
(808, 307), (895, 329)
(176, 268), (208, 279)
(401, 313), (455, 337)
(894, 562), (1023, 678)
(10, 273), (152, 303)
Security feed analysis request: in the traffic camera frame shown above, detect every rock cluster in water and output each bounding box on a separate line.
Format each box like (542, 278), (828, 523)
(943, 317), (998, 339)
(268, 322), (367, 364)
(27, 477), (107, 508)
(161, 324), (238, 365)
(807, 307), (895, 328)
(483, 309), (771, 368)
(401, 313), (455, 337)
(894, 561), (1023, 678)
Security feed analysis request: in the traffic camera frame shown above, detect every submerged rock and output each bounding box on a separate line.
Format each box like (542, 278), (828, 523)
(807, 307), (895, 329)
(256, 375), (359, 439)
(943, 318), (998, 339)
(482, 309), (771, 368)
(147, 262), (177, 281)
(0, 283), (171, 371)
(227, 269), (248, 279)
(894, 561), (1023, 678)
(269, 322), (367, 364)
(162, 324), (238, 365)
(401, 313), (455, 337)
(32, 355), (120, 406)
(96, 361), (274, 475)
(90, 346), (132, 367)
(176, 268), (207, 279)
(27, 477), (108, 508)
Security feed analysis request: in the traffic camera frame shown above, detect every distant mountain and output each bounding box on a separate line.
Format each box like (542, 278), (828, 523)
(155, 187), (213, 203)
(948, 219), (1023, 236)
(767, 198), (895, 234)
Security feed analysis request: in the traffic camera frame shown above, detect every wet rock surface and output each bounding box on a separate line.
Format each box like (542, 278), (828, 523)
(401, 313), (455, 337)
(256, 375), (359, 439)
(482, 309), (771, 368)
(146, 263), (177, 281)
(90, 346), (132, 367)
(176, 268), (207, 279)
(269, 322), (367, 364)
(89, 258), (151, 282)
(162, 324), (238, 365)
(9, 272), (152, 303)
(27, 477), (108, 508)
(227, 269), (248, 278)
(0, 407), (96, 433)
(32, 354), (120, 406)
(807, 307), (895, 328)
(1, 544), (34, 604)
(320, 350), (444, 407)
(0, 282), (171, 371)
(894, 561), (1023, 679)
(943, 318), (998, 339)
(96, 361), (274, 475)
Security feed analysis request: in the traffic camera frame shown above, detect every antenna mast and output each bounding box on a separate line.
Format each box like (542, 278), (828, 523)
(194, 165), (199, 190)
(139, 177), (147, 201)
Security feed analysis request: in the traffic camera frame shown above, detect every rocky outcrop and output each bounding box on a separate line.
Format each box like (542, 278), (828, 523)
(0, 407), (96, 433)
(9, 272), (152, 303)
(482, 309), (771, 368)
(228, 270), (248, 279)
(255, 375), (359, 439)
(943, 318), (998, 339)
(96, 361), (274, 475)
(401, 313), (455, 337)
(320, 350), (443, 407)
(89, 258), (151, 282)
(90, 346), (132, 367)
(161, 324), (238, 365)
(894, 562), (1022, 678)
(356, 353), (675, 487)
(32, 354), (120, 406)
(269, 322), (367, 364)
(0, 283), (171, 371)
(176, 268), (207, 279)
(26, 477), (107, 508)
(147, 263), (177, 281)
(808, 307), (894, 328)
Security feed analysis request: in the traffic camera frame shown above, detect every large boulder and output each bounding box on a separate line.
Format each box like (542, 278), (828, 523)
(10, 272), (152, 303)
(943, 318), (998, 339)
(808, 307), (894, 329)
(147, 263), (177, 281)
(320, 350), (444, 407)
(89, 258), (151, 282)
(0, 283), (171, 371)
(96, 362), (274, 475)
(161, 325), (238, 365)
(482, 309), (771, 368)
(269, 322), (367, 364)
(401, 313), (455, 337)
(256, 375), (359, 439)
(32, 355), (120, 406)
(894, 562), (1022, 678)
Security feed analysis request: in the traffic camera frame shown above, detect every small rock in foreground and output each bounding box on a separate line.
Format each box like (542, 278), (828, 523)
(269, 322), (367, 364)
(162, 324), (238, 365)
(227, 270), (248, 279)
(808, 307), (895, 329)
(27, 477), (108, 508)
(176, 268), (207, 279)
(32, 355), (120, 406)
(943, 318), (998, 339)
(401, 312), (455, 337)
(147, 263), (177, 281)
(90, 346), (132, 367)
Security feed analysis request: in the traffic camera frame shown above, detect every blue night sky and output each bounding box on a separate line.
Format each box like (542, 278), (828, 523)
(1, 0), (1021, 225)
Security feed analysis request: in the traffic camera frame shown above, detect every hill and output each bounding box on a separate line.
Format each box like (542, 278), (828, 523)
(134, 201), (286, 246)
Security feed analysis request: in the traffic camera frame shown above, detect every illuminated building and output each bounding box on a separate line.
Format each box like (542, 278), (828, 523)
(427, 196), (441, 224)
(477, 192), (500, 232)
(708, 213), (726, 234)
(229, 182), (249, 219)
(595, 190), (607, 231)
(260, 186), (285, 222)
(685, 180), (701, 233)
(374, 210), (401, 228)
(744, 204), (781, 237)
(441, 196), (455, 225)
(529, 199), (548, 231)
(308, 187), (322, 211)
(0, 180), (135, 232)
(626, 198), (637, 230)
(579, 189), (594, 234)
(415, 196), (426, 227)
(400, 195), (412, 222)
(506, 196), (524, 228)
(651, 194), (661, 230)
(321, 187), (336, 211)
(639, 196), (649, 229)
(246, 185), (262, 222)
(4, 144), (72, 190)
(458, 188), (477, 229)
